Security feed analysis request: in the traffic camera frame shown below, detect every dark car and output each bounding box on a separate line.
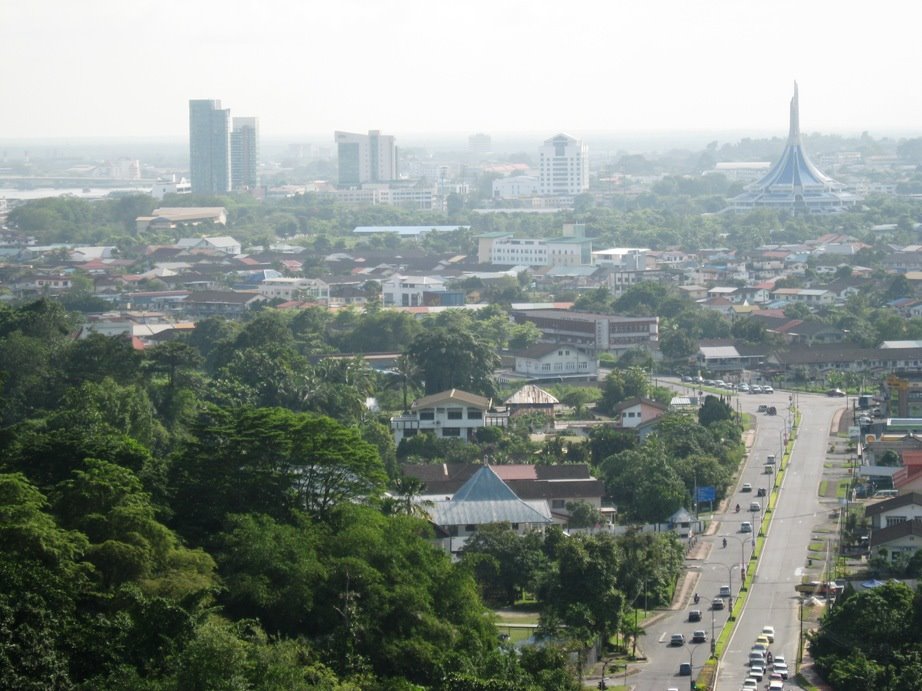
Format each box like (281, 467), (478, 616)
(757, 487), (767, 497)
(711, 597), (724, 610)
(679, 662), (692, 676)
(688, 609), (702, 622)
(827, 388), (846, 397)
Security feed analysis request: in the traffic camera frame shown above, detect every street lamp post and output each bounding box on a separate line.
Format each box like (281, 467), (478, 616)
(751, 507), (758, 548)
(687, 643), (700, 691)
(724, 535), (747, 588)
(712, 563), (739, 620)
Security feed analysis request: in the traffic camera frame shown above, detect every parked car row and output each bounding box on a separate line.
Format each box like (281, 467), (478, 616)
(679, 376), (776, 394)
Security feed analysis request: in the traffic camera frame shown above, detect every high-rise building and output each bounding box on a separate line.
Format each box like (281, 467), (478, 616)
(728, 83), (858, 214)
(538, 133), (589, 196)
(334, 130), (397, 186)
(189, 100), (231, 195)
(231, 117), (259, 190)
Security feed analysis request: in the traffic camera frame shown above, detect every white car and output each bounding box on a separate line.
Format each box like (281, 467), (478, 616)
(763, 385), (774, 394)
(740, 521), (753, 533)
(742, 679), (758, 690)
(750, 664), (765, 680)
(773, 662), (789, 679)
(761, 625), (775, 642)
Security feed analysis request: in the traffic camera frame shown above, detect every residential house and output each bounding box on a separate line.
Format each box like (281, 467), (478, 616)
(769, 288), (834, 307)
(865, 493), (922, 530)
(175, 234), (240, 255)
(869, 520), (922, 564)
(390, 389), (509, 445)
(179, 289), (260, 318)
(503, 342), (598, 382)
(611, 397), (669, 429)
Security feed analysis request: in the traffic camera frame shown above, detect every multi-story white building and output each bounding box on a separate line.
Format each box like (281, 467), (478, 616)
(592, 247), (649, 269)
(538, 133), (589, 196)
(334, 130), (397, 186)
(382, 275), (447, 307)
(492, 175), (539, 199)
(151, 176), (191, 200)
(486, 235), (592, 267)
(258, 277), (330, 303)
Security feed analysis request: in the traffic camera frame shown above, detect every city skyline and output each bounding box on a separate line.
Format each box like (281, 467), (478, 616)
(2, 0), (921, 140)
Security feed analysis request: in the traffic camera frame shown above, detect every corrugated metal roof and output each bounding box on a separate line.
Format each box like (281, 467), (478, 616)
(505, 385), (560, 406)
(429, 499), (552, 526)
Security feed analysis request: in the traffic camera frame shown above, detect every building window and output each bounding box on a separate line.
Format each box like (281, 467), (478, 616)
(551, 499), (565, 509)
(442, 427), (461, 437)
(447, 409), (463, 420)
(419, 411), (435, 421)
(886, 516), (907, 527)
(467, 409), (483, 420)
(465, 525), (476, 532)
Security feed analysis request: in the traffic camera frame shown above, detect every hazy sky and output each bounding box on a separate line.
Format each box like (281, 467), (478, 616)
(2, 0), (920, 140)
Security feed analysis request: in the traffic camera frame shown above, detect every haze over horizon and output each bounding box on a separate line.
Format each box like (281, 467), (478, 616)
(2, 0), (921, 142)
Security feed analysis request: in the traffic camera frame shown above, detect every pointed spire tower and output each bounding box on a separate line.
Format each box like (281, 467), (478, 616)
(728, 82), (857, 214)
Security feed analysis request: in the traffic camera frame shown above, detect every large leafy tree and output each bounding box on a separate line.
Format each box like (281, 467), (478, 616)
(405, 325), (499, 396)
(461, 523), (547, 605)
(171, 406), (388, 540)
(0, 473), (90, 690)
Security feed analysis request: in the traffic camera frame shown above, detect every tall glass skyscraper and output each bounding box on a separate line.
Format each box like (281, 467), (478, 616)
(231, 117), (259, 190)
(189, 100), (231, 195)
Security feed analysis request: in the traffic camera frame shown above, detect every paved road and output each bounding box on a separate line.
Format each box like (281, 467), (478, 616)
(715, 392), (842, 690)
(627, 386), (842, 691)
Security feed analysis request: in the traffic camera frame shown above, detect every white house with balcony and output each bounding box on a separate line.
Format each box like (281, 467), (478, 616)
(390, 389), (508, 445)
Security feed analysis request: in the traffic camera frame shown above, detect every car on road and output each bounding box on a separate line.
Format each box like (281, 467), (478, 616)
(669, 633), (685, 646)
(769, 680), (784, 691)
(678, 661), (692, 675)
(827, 388), (846, 397)
(688, 609), (702, 622)
(691, 629), (707, 643)
(719, 584), (731, 597)
(757, 404), (768, 412)
(761, 625), (775, 642)
(773, 662), (789, 679)
(741, 483), (752, 492)
(750, 664), (765, 680)
(751, 385), (763, 394)
(740, 521), (753, 533)
(749, 651), (766, 667)
(763, 385), (774, 394)
(756, 487), (767, 497)
(749, 501), (761, 512)
(755, 634), (771, 648)
(711, 597), (724, 610)
(742, 678), (758, 690)
(739, 383), (750, 392)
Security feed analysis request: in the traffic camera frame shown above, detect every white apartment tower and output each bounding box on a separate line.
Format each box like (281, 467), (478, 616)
(538, 133), (589, 196)
(334, 130), (397, 186)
